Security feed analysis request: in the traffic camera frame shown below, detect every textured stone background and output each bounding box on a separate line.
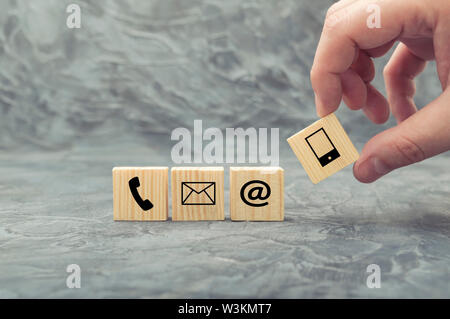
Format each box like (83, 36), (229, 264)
(0, 0), (449, 298)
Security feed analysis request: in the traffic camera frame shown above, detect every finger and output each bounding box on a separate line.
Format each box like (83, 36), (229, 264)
(401, 38), (435, 61)
(311, 67), (344, 118)
(351, 49), (375, 83)
(341, 68), (367, 110)
(354, 89), (450, 183)
(384, 43), (426, 123)
(311, 0), (430, 117)
(362, 84), (390, 124)
(433, 19), (450, 89)
(365, 40), (396, 58)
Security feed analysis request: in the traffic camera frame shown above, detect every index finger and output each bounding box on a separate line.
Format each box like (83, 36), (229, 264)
(311, 0), (428, 117)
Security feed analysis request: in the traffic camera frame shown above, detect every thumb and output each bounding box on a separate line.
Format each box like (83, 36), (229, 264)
(354, 89), (450, 183)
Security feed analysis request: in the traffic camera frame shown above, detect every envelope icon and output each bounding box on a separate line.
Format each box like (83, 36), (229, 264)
(181, 182), (216, 205)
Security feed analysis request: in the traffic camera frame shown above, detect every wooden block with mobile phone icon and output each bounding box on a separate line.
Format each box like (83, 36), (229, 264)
(230, 167), (284, 221)
(113, 167), (168, 221)
(171, 167), (224, 221)
(287, 113), (359, 184)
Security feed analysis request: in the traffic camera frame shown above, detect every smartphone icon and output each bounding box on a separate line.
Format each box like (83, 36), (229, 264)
(129, 177), (153, 211)
(305, 128), (340, 167)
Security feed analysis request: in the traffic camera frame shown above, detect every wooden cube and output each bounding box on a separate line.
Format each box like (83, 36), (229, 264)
(113, 167), (168, 221)
(230, 167), (284, 221)
(171, 167), (224, 221)
(287, 113), (359, 184)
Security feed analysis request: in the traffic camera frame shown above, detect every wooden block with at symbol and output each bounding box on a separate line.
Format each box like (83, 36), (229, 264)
(287, 113), (359, 184)
(113, 167), (168, 221)
(171, 167), (224, 221)
(230, 167), (284, 221)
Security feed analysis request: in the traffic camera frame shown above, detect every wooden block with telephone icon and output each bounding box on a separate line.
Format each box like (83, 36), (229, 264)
(113, 167), (168, 221)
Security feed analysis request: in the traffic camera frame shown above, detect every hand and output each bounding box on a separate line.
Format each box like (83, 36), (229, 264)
(310, 0), (450, 183)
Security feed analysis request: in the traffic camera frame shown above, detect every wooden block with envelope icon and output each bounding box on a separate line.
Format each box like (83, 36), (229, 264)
(287, 113), (359, 184)
(171, 167), (224, 221)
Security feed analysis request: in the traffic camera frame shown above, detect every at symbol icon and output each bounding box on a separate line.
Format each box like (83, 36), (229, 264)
(240, 180), (271, 207)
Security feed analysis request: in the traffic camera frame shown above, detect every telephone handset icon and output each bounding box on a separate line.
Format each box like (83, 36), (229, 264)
(129, 177), (153, 211)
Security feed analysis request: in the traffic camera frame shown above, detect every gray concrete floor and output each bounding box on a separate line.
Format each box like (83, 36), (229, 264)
(0, 137), (449, 298)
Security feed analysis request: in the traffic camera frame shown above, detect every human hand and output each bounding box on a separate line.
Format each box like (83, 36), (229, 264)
(310, 0), (450, 183)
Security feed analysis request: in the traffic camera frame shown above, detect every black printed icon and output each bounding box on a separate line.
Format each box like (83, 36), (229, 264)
(129, 177), (153, 211)
(305, 128), (341, 167)
(240, 180), (271, 207)
(181, 182), (216, 205)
